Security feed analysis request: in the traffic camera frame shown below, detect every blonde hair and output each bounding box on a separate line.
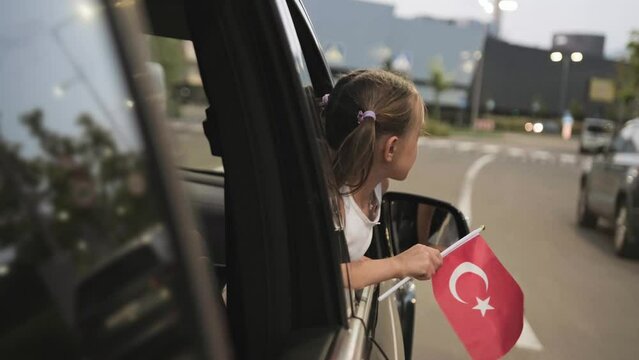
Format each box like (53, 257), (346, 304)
(323, 69), (423, 194)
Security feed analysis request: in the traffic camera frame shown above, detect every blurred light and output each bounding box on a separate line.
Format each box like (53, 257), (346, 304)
(524, 122), (534, 132)
(571, 52), (583, 62)
(102, 147), (114, 158)
(462, 60), (475, 74)
(53, 85), (65, 98)
(76, 2), (97, 21)
(473, 50), (482, 60)
(499, 0), (519, 11)
(125, 99), (135, 108)
(391, 53), (412, 73)
(460, 50), (470, 60)
(627, 168), (638, 185)
(550, 52), (563, 62)
(533, 122), (544, 133)
(370, 45), (392, 62)
(77, 240), (88, 251)
(411, 298), (417, 304)
(57, 210), (70, 222)
(116, 206), (128, 216)
(478, 0), (494, 14)
(0, 265), (9, 277)
(325, 44), (344, 65)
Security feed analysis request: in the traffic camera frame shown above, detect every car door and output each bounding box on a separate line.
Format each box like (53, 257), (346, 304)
(591, 130), (635, 218)
(286, 1), (409, 358)
(588, 134), (623, 217)
(0, 1), (232, 358)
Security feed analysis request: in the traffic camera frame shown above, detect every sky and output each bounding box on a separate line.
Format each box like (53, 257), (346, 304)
(361, 0), (638, 57)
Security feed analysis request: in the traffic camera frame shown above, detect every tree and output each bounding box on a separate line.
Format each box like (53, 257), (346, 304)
(429, 58), (451, 120)
(617, 30), (639, 120)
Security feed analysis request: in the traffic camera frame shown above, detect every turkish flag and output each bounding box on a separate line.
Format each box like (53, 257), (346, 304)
(432, 235), (524, 360)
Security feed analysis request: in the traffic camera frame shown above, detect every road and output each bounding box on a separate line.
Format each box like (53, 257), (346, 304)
(390, 133), (639, 360)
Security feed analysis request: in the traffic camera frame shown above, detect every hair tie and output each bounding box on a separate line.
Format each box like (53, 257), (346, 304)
(357, 110), (376, 125)
(320, 93), (330, 108)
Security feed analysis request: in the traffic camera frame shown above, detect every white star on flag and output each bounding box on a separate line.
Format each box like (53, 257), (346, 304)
(472, 296), (494, 317)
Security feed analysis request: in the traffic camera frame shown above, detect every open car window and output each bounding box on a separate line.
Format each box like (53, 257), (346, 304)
(146, 36), (223, 173)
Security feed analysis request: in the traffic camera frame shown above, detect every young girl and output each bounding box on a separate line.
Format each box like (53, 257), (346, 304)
(323, 69), (443, 289)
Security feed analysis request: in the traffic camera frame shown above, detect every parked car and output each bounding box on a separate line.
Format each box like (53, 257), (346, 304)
(578, 119), (639, 257)
(0, 0), (469, 359)
(579, 118), (615, 154)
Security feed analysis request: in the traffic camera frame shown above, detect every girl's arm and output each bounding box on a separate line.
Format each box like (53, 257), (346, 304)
(341, 244), (442, 289)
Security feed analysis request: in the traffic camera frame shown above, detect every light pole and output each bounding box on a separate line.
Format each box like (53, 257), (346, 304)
(470, 0), (518, 125)
(550, 51), (583, 114)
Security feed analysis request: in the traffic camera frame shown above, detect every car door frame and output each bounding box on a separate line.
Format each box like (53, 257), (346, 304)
(102, 2), (233, 358)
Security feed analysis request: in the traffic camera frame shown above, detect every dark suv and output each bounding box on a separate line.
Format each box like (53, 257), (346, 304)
(578, 119), (639, 257)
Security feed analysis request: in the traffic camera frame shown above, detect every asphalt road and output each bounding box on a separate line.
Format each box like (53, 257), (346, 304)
(390, 133), (639, 360)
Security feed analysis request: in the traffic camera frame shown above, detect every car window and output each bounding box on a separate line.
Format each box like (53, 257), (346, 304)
(611, 125), (639, 153)
(146, 36), (224, 173)
(0, 1), (207, 357)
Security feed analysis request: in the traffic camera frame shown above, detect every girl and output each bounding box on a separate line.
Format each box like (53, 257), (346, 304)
(323, 69), (443, 289)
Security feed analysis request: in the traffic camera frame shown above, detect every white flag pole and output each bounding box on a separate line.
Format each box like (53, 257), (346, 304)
(377, 225), (485, 302)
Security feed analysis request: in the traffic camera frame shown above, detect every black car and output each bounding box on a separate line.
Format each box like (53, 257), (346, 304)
(0, 0), (469, 359)
(578, 119), (639, 257)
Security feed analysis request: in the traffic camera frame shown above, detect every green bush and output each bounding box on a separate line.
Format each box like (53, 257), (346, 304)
(423, 118), (451, 137)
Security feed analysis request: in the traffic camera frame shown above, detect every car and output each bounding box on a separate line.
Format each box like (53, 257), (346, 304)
(578, 118), (639, 257)
(0, 0), (470, 359)
(579, 117), (615, 154)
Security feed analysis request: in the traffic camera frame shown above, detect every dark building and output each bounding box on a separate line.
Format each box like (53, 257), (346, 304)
(552, 33), (605, 57)
(473, 36), (619, 119)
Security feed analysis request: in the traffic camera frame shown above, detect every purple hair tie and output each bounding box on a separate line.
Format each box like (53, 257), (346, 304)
(357, 110), (376, 125)
(320, 93), (330, 107)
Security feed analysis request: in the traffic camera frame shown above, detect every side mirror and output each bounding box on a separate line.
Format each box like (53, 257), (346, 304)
(380, 192), (470, 255)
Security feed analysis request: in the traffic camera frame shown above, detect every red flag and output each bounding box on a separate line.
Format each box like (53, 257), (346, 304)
(432, 235), (524, 360)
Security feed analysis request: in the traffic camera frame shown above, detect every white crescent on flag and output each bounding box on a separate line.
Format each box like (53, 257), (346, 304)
(449, 262), (489, 304)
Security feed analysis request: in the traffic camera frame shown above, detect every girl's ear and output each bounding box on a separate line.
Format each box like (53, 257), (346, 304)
(383, 135), (399, 162)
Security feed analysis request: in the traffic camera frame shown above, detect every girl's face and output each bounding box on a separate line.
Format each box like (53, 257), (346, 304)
(385, 96), (424, 180)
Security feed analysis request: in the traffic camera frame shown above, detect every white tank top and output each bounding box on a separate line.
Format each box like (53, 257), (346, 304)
(341, 183), (382, 261)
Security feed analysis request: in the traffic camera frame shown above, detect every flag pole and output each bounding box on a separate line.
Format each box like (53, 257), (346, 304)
(377, 225), (486, 302)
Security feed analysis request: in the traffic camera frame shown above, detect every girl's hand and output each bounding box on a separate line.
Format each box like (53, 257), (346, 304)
(393, 244), (443, 280)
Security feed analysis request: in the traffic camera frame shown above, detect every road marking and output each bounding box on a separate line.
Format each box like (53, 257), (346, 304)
(507, 147), (526, 158)
(481, 144), (500, 154)
(559, 153), (577, 165)
(458, 154), (544, 352)
(456, 141), (477, 152)
(530, 150), (554, 162)
(457, 154), (496, 225)
(421, 138), (451, 148)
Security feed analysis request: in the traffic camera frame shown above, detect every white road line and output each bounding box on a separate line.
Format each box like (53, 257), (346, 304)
(530, 150), (554, 162)
(516, 317), (544, 350)
(458, 154), (544, 352)
(559, 153), (577, 165)
(507, 147), (526, 158)
(457, 154), (496, 225)
(421, 138), (452, 148)
(481, 144), (500, 154)
(456, 141), (477, 152)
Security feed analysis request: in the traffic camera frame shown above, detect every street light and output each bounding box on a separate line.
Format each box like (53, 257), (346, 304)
(550, 51), (584, 114)
(570, 51), (583, 62)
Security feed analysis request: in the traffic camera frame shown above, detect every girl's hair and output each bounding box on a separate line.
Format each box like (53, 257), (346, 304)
(322, 69), (423, 194)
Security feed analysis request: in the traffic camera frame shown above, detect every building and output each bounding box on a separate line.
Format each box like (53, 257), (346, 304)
(303, 0), (486, 115)
(473, 36), (619, 119)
